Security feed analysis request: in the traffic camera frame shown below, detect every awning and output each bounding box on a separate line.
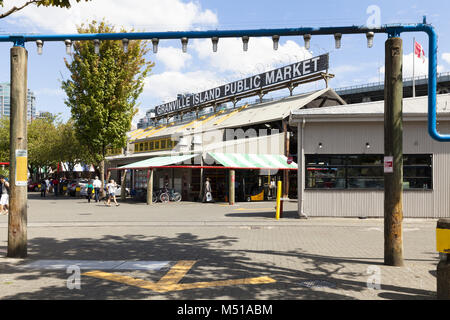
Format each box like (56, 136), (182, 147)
(118, 154), (197, 169)
(207, 152), (297, 169)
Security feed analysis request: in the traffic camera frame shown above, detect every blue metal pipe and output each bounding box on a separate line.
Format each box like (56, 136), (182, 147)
(0, 23), (444, 141)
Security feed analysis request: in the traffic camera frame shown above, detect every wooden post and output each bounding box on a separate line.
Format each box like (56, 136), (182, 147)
(229, 169), (235, 205)
(384, 37), (404, 267)
(146, 168), (153, 205)
(282, 119), (290, 198)
(120, 169), (126, 201)
(7, 46), (28, 258)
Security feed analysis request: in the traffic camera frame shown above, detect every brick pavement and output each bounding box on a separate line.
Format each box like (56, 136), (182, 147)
(0, 193), (440, 300)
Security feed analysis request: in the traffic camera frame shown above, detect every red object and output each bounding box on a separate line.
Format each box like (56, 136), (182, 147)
(287, 156), (293, 164)
(414, 41), (425, 62)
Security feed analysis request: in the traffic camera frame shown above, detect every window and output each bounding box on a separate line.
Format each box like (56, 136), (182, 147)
(154, 140), (160, 150)
(167, 139), (173, 149)
(160, 139), (166, 149)
(144, 142), (148, 151)
(150, 141), (154, 150)
(305, 154), (432, 190)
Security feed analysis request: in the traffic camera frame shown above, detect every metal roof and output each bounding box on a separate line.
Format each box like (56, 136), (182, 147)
(130, 88), (345, 142)
(290, 93), (450, 121)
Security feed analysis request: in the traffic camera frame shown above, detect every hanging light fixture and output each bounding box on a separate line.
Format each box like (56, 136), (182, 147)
(334, 33), (342, 49)
(272, 35), (280, 50)
(303, 34), (311, 50)
(93, 39), (100, 54)
(64, 39), (72, 55)
(36, 40), (43, 55)
(242, 36), (249, 52)
(366, 32), (375, 48)
(152, 38), (159, 53)
(181, 37), (188, 53)
(211, 37), (219, 52)
(122, 38), (129, 53)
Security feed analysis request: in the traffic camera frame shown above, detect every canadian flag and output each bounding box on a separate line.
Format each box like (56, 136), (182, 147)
(414, 41), (426, 63)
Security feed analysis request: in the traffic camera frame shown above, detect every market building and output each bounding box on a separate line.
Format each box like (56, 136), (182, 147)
(290, 93), (450, 218)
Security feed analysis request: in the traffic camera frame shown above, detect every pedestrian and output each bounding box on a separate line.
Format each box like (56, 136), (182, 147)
(0, 176), (9, 215)
(86, 179), (94, 203)
(93, 176), (101, 202)
(52, 177), (59, 196)
(105, 179), (119, 207)
(40, 178), (47, 197)
(202, 177), (214, 203)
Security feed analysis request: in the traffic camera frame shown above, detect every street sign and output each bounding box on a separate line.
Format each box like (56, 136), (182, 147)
(384, 156), (393, 173)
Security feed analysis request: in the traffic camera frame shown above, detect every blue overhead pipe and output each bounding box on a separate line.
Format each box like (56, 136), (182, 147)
(0, 23), (444, 141)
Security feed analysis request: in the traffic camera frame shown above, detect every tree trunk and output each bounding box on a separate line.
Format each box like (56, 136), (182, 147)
(99, 160), (105, 198)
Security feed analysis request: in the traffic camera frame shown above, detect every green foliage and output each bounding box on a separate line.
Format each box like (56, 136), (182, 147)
(0, 117), (9, 162)
(0, 0), (91, 19)
(61, 20), (154, 165)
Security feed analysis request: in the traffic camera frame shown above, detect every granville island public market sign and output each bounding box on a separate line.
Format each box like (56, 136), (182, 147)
(154, 53), (329, 117)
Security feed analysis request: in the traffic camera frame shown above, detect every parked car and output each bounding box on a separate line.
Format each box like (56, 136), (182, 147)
(68, 179), (89, 196)
(28, 181), (40, 192)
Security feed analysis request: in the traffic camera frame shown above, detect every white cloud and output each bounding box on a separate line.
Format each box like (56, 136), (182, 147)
(156, 46), (192, 71)
(143, 70), (224, 102)
(4, 0), (218, 33)
(192, 38), (312, 78)
(442, 53), (450, 65)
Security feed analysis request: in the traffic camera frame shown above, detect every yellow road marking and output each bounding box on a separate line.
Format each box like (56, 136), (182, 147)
(234, 207), (274, 211)
(83, 260), (276, 293)
(157, 260), (196, 285)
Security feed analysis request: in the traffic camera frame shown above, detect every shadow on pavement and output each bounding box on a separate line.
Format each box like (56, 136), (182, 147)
(0, 232), (436, 300)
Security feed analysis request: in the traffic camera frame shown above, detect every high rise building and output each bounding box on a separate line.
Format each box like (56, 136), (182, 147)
(0, 82), (37, 121)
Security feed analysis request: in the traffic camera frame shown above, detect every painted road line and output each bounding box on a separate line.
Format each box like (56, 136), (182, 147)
(83, 260), (276, 293)
(20, 260), (170, 271)
(157, 260), (196, 285)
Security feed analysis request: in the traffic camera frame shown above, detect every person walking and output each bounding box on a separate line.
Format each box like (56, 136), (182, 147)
(93, 176), (101, 202)
(86, 179), (94, 203)
(202, 177), (214, 203)
(0, 176), (9, 215)
(105, 179), (119, 207)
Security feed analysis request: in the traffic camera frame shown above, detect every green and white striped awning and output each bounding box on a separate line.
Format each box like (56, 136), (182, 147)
(207, 152), (297, 169)
(118, 154), (197, 169)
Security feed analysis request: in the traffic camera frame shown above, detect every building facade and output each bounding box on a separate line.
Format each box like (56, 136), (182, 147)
(290, 93), (450, 218)
(0, 82), (37, 121)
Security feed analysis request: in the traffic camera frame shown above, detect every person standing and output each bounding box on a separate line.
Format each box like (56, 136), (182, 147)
(52, 177), (59, 196)
(0, 176), (9, 215)
(40, 178), (47, 197)
(86, 179), (94, 203)
(93, 176), (101, 202)
(105, 179), (119, 207)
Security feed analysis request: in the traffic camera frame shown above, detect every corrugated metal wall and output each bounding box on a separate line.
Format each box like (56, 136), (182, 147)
(302, 120), (450, 218)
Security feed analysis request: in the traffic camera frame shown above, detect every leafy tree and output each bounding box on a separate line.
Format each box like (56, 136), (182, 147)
(54, 119), (91, 178)
(0, 0), (91, 19)
(61, 20), (154, 191)
(0, 117), (9, 162)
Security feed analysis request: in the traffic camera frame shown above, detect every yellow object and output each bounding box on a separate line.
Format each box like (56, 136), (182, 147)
(16, 155), (27, 183)
(83, 260), (275, 293)
(275, 180), (282, 220)
(76, 187), (80, 192)
(250, 190), (264, 201)
(437, 228), (450, 253)
(63, 186), (67, 191)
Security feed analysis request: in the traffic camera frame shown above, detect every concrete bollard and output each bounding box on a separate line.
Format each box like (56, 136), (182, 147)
(437, 219), (450, 300)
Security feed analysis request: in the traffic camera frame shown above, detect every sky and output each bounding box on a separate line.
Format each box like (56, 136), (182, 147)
(1, 0), (450, 127)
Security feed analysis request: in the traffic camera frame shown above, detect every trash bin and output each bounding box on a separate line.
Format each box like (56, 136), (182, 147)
(437, 219), (450, 300)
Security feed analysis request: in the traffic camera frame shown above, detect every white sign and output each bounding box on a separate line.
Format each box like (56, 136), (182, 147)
(384, 156), (393, 173)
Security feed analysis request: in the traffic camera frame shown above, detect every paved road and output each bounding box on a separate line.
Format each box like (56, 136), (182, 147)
(0, 193), (439, 300)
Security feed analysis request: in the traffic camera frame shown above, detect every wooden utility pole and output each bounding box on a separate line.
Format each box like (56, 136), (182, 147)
(146, 168), (153, 205)
(229, 169), (235, 205)
(384, 37), (404, 267)
(120, 169), (127, 201)
(7, 46), (28, 258)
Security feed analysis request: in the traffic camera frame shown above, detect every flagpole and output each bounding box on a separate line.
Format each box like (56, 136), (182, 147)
(413, 37), (416, 97)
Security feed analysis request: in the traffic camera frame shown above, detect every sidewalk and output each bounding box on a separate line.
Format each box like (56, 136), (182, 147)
(0, 194), (439, 300)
